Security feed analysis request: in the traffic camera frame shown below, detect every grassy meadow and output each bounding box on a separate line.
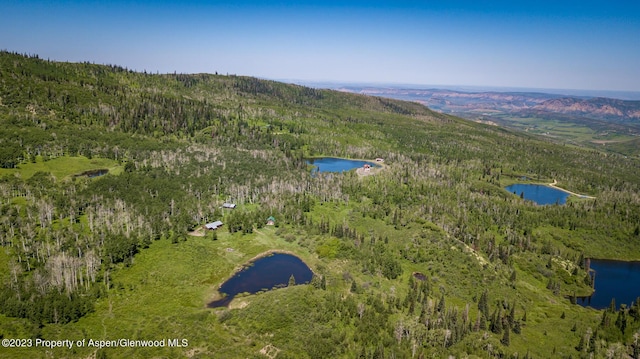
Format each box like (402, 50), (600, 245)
(0, 156), (120, 180)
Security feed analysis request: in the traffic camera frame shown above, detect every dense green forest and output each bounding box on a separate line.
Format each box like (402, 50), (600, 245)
(1, 51), (639, 358)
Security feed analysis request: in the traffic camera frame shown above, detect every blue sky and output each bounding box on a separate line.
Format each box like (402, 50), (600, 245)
(2, 0), (639, 91)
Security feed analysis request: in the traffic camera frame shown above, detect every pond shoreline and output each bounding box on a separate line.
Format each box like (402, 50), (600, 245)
(576, 258), (640, 310)
(208, 249), (315, 306)
(506, 183), (570, 205)
(547, 179), (596, 199)
(306, 156), (385, 176)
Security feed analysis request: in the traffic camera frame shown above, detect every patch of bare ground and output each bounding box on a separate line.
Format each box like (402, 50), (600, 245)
(355, 159), (386, 177)
(259, 344), (281, 359)
(185, 348), (206, 357)
(188, 227), (206, 237)
(229, 300), (249, 309)
(549, 179), (596, 199)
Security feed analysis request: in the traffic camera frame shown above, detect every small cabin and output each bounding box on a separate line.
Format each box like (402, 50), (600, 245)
(222, 203), (236, 209)
(375, 158), (384, 162)
(205, 221), (223, 230)
(266, 216), (276, 226)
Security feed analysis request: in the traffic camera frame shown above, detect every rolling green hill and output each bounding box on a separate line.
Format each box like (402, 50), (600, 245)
(1, 51), (640, 358)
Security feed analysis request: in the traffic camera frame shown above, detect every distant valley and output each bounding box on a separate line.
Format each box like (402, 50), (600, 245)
(328, 85), (640, 156)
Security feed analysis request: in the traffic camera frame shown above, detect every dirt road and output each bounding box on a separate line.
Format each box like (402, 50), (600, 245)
(548, 179), (596, 199)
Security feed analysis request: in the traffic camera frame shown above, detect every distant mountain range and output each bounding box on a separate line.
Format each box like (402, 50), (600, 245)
(317, 86), (640, 156)
(531, 97), (640, 122)
(333, 87), (640, 124)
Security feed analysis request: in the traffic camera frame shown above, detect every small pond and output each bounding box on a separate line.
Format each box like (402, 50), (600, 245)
(412, 272), (427, 281)
(577, 259), (640, 310)
(505, 184), (569, 205)
(208, 253), (313, 308)
(307, 157), (378, 174)
(75, 169), (109, 178)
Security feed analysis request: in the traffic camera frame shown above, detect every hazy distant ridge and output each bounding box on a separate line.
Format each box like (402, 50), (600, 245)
(335, 86), (640, 124)
(533, 97), (640, 121)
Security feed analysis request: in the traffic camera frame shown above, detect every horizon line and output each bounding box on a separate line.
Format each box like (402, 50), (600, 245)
(276, 78), (640, 97)
(4, 51), (640, 99)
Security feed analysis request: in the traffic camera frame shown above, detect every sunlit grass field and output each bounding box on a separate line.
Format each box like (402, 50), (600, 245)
(0, 156), (121, 180)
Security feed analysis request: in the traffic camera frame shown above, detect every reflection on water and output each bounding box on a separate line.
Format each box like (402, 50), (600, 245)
(208, 253), (313, 308)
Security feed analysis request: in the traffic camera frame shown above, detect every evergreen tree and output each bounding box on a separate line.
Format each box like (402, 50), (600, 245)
(491, 307), (503, 334)
(615, 308), (627, 333)
(512, 320), (521, 334)
(479, 314), (487, 331)
(437, 293), (445, 313)
(311, 275), (322, 289)
(478, 290), (490, 319)
(600, 311), (609, 328)
(588, 329), (598, 353)
(501, 325), (510, 346)
(508, 303), (516, 326)
(575, 336), (585, 352)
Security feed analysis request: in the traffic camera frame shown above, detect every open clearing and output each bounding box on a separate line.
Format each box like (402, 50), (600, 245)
(0, 156), (120, 180)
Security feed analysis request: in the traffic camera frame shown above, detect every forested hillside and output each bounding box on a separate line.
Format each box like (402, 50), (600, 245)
(1, 51), (640, 358)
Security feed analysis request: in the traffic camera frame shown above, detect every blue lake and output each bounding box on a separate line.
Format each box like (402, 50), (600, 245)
(505, 184), (570, 205)
(307, 157), (378, 173)
(577, 259), (640, 310)
(208, 253), (313, 308)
